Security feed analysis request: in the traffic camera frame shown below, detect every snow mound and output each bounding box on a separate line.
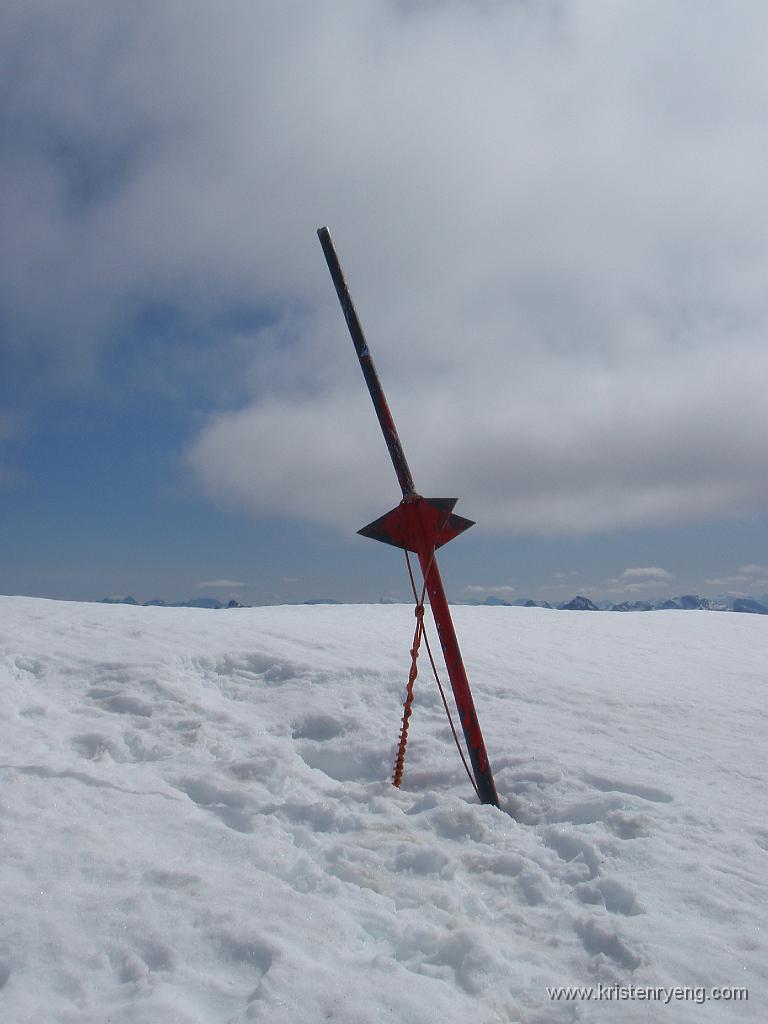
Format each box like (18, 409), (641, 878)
(1, 597), (766, 1022)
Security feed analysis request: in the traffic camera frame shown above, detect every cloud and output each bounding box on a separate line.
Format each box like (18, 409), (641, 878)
(464, 584), (516, 594)
(0, 413), (18, 489)
(196, 579), (248, 590)
(621, 567), (673, 580)
(4, 3), (768, 534)
(738, 565), (768, 575)
(598, 579), (669, 595)
(577, 574), (672, 597)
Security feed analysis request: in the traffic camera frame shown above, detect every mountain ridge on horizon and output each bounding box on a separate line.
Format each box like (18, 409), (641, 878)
(95, 593), (768, 614)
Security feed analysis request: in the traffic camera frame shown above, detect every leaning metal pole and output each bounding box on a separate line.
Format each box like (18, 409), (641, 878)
(317, 226), (499, 807)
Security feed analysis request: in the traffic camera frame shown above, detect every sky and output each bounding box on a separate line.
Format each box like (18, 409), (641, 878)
(2, 0), (767, 607)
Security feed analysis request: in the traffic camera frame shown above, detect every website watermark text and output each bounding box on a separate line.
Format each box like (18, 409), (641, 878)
(547, 983), (748, 1005)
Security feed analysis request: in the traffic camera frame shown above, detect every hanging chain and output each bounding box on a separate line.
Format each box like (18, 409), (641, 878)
(392, 549), (480, 799)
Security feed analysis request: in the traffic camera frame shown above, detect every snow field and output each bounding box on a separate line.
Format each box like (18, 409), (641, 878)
(0, 596), (766, 1022)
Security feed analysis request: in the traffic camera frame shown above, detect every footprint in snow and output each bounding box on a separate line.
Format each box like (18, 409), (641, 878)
(142, 868), (201, 889)
(544, 827), (601, 880)
(605, 808), (651, 839)
(546, 796), (651, 839)
(109, 941), (175, 984)
(177, 777), (253, 834)
(575, 917), (642, 970)
(547, 795), (625, 826)
(297, 744), (388, 784)
(584, 773), (673, 803)
(206, 930), (276, 1008)
(86, 686), (153, 718)
(71, 732), (126, 763)
(291, 713), (346, 741)
(13, 656), (45, 678)
(71, 729), (168, 764)
(574, 877), (644, 916)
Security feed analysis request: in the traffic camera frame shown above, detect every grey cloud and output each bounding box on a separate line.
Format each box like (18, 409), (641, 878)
(3, 2), (768, 534)
(189, 343), (768, 533)
(196, 579), (248, 590)
(0, 413), (17, 488)
(464, 585), (516, 594)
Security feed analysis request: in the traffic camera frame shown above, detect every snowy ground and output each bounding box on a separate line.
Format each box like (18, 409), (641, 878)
(1, 596), (766, 1023)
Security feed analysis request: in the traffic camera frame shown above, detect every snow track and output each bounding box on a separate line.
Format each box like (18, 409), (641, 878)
(1, 597), (766, 1021)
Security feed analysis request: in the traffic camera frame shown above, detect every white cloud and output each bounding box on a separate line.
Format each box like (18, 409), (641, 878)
(0, 413), (17, 488)
(196, 579), (248, 590)
(464, 585), (516, 594)
(4, 3), (768, 534)
(599, 580), (669, 596)
(621, 567), (673, 580)
(738, 565), (768, 575)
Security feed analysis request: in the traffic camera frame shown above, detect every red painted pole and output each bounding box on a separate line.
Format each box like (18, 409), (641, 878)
(416, 547), (499, 806)
(317, 227), (499, 807)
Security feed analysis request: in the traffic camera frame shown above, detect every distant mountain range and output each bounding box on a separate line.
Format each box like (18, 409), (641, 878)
(100, 593), (768, 614)
(99, 595), (346, 609)
(100, 596), (246, 610)
(473, 594), (768, 614)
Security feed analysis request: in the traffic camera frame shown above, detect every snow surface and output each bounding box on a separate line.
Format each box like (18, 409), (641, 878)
(1, 595), (766, 1023)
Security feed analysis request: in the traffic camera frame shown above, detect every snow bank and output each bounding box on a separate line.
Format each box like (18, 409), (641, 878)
(0, 596), (765, 1022)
